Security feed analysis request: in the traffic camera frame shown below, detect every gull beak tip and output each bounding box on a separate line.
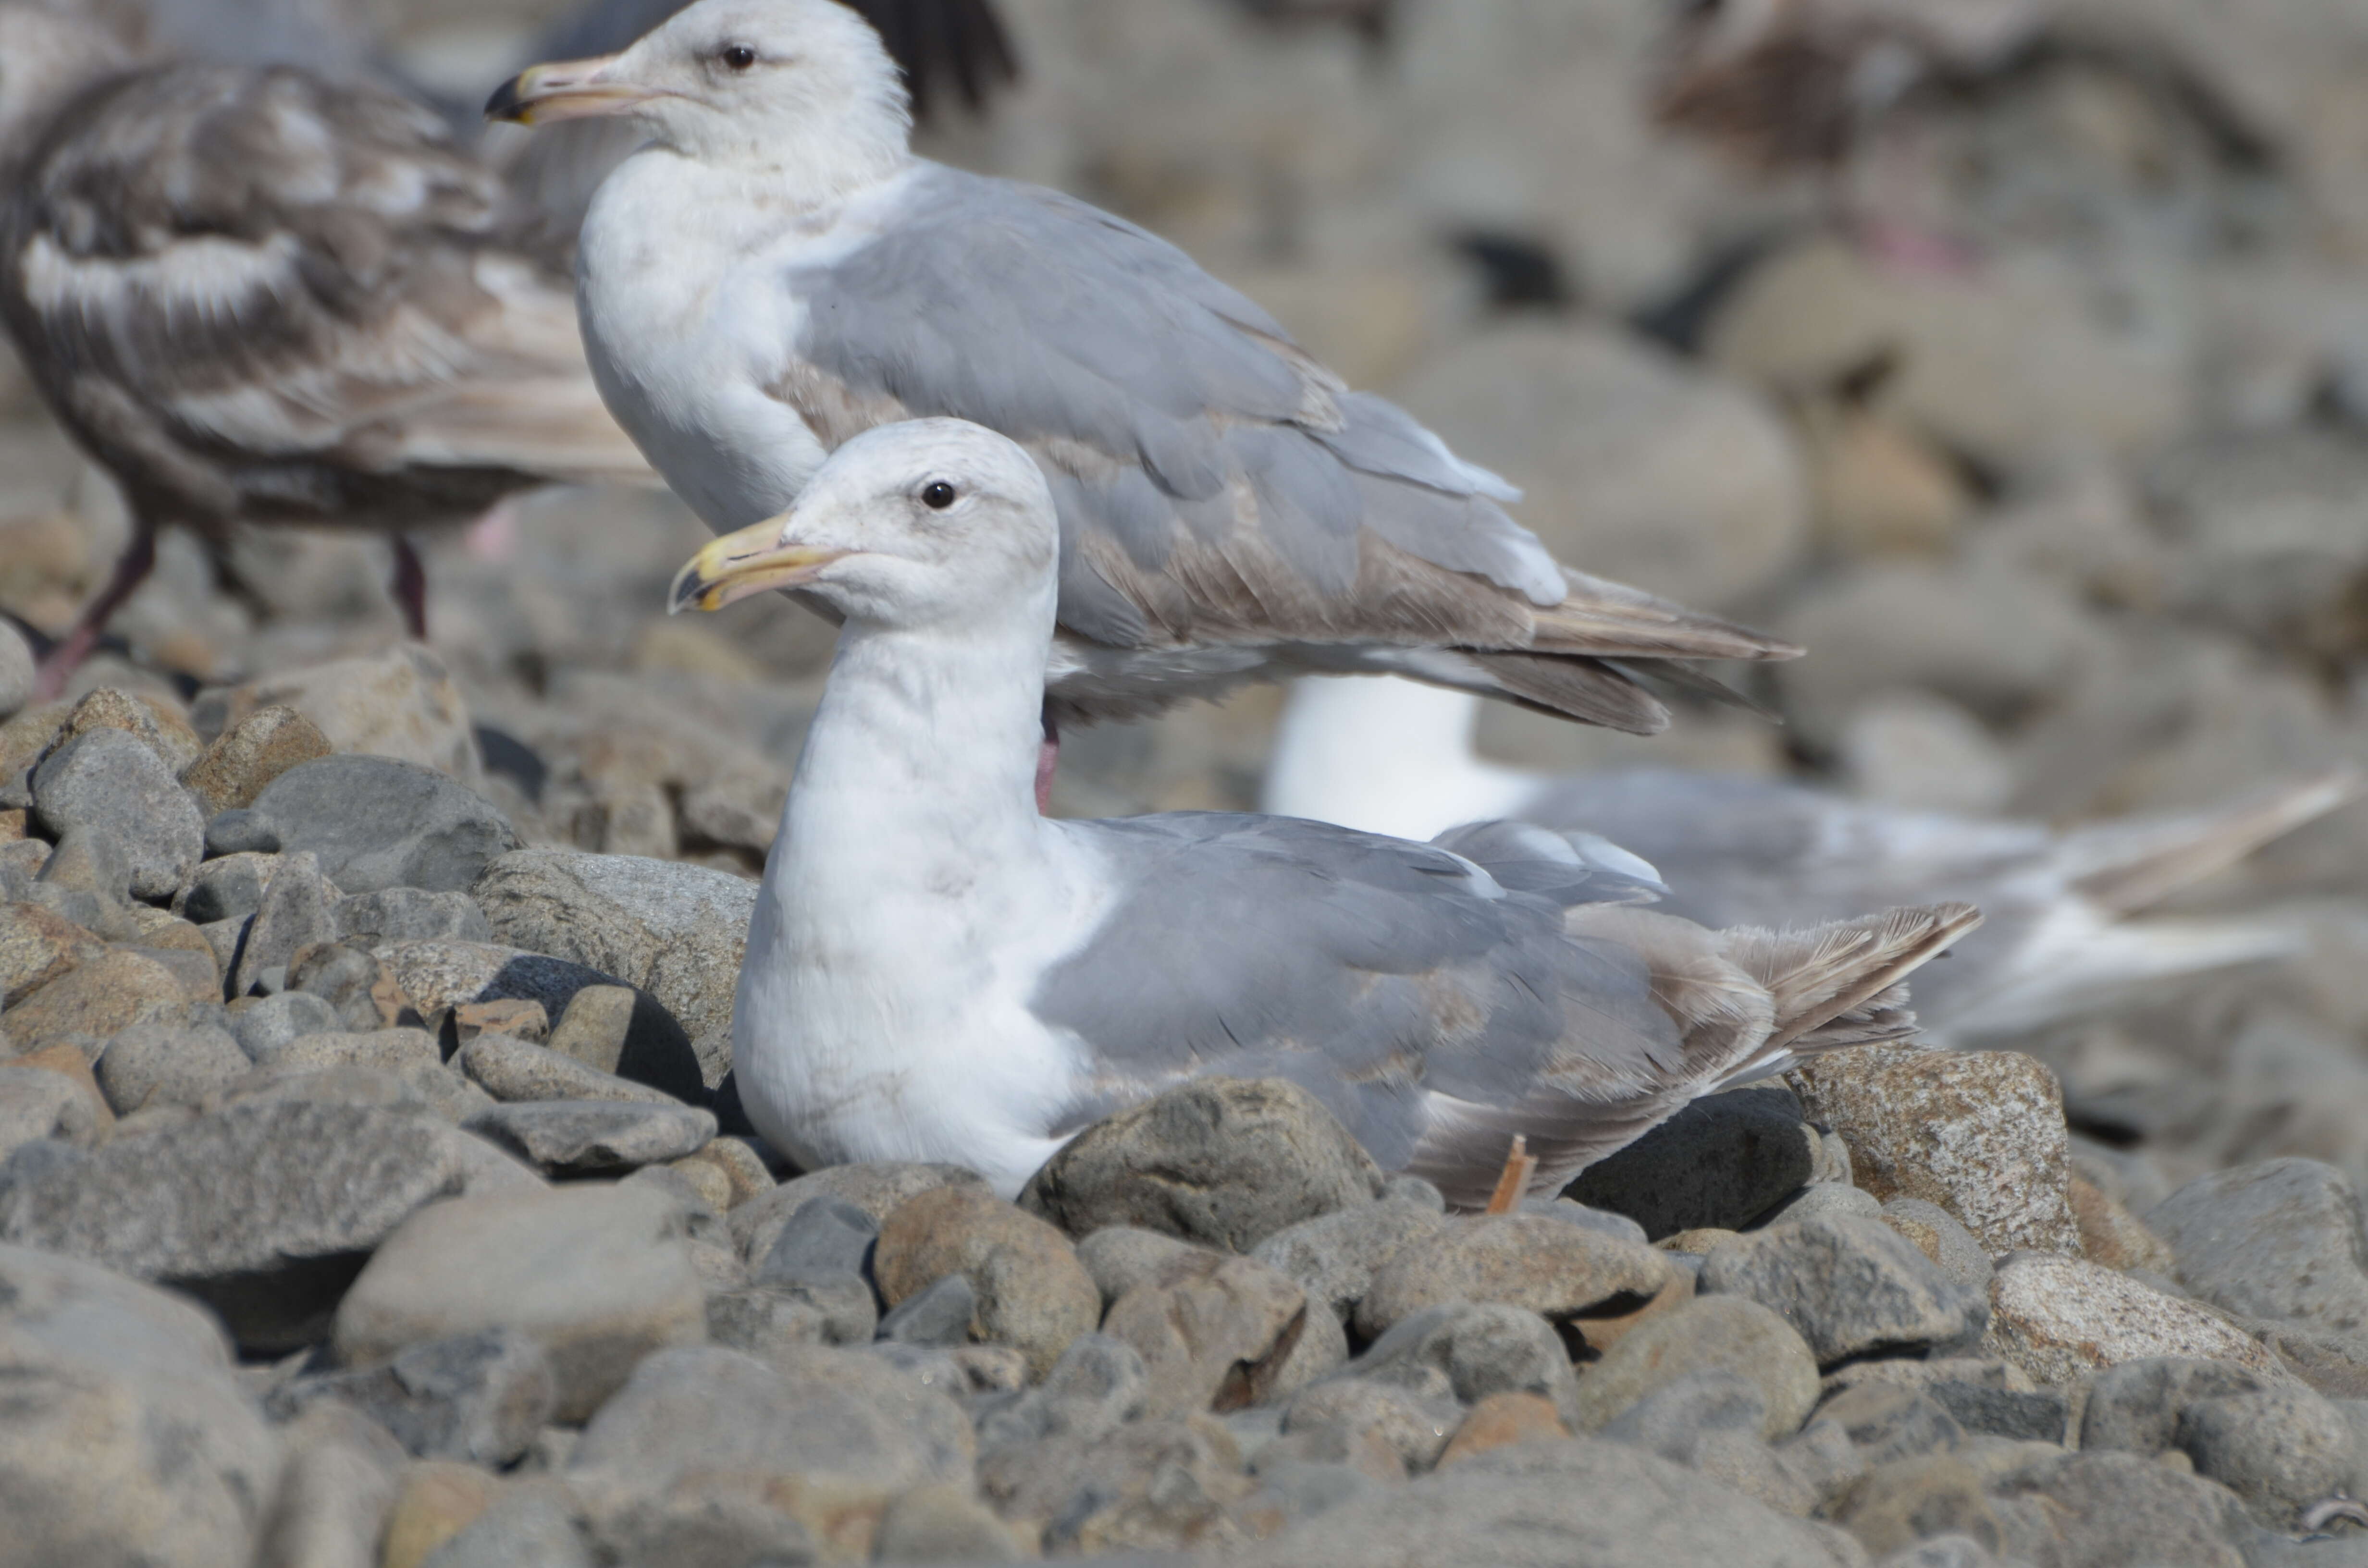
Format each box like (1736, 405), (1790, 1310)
(483, 74), (529, 123)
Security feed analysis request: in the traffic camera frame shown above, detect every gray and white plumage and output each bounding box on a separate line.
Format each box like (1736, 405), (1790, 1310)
(493, 0), (1798, 732)
(1262, 675), (2362, 1041)
(0, 5), (652, 676)
(673, 417), (1975, 1204)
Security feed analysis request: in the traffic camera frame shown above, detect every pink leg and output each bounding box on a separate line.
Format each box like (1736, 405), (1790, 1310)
(1036, 703), (1059, 814)
(33, 517), (157, 701)
(390, 534), (428, 641)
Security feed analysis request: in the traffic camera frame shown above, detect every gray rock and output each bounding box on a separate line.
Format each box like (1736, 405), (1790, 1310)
(1873, 1537), (2010, 1568)
(0, 1099), (469, 1350)
(95, 1018), (252, 1112)
(976, 1412), (1252, 1553)
(269, 1328), (557, 1466)
(1989, 1450), (2251, 1568)
(1018, 1077), (1385, 1251)
(2177, 1381), (2359, 1530)
(0, 1063), (100, 1157)
(260, 1028), (443, 1078)
(472, 850), (758, 1084)
(1701, 1215), (1988, 1365)
(1226, 1435), (1867, 1568)
(1354, 1213), (1681, 1344)
(0, 1242), (284, 1568)
(463, 1100), (715, 1175)
(873, 1482), (1023, 1564)
(0, 619), (30, 717)
(878, 1273), (979, 1347)
(224, 755), (519, 894)
(1520, 1196), (1651, 1245)
(708, 1273), (878, 1353)
(1598, 1371), (1835, 1516)
(572, 1343), (974, 1494)
(231, 990), (344, 1060)
(973, 1333), (1151, 1452)
(334, 1183), (706, 1421)
(729, 1162), (987, 1262)
(418, 1482), (590, 1568)
(333, 887), (491, 944)
(175, 851), (276, 925)
(753, 1195), (878, 1282)
(1805, 1381), (1963, 1467)
(255, 1400), (403, 1568)
(1879, 1199), (1993, 1295)
(2080, 1357), (2269, 1456)
(1923, 1381), (2068, 1444)
(1565, 1087), (1823, 1239)
(576, 1488), (813, 1568)
(1354, 1301), (1583, 1430)
(233, 849), (338, 996)
(1077, 1224), (1214, 1305)
(1102, 1251), (1312, 1417)
(2148, 1158), (2368, 1335)
(1984, 1253), (2290, 1386)
(1283, 1375), (1461, 1471)
(31, 728), (203, 899)
(874, 1184), (1102, 1379)
(459, 1032), (683, 1107)
(1571, 1295), (1822, 1441)
(284, 942), (402, 1032)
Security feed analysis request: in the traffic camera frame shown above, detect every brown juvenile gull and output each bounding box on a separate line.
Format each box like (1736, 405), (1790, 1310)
(0, 5), (654, 693)
(1262, 674), (2363, 1041)
(667, 416), (1977, 1205)
(487, 0), (1802, 775)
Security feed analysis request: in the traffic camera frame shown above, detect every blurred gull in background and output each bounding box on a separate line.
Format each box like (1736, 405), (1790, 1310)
(487, 0), (1803, 810)
(669, 417), (1979, 1204)
(1263, 673), (2362, 1042)
(0, 4), (655, 694)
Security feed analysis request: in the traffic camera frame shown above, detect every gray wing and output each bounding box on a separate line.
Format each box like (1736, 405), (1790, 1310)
(0, 62), (650, 533)
(787, 168), (1791, 727)
(1028, 811), (1690, 1188)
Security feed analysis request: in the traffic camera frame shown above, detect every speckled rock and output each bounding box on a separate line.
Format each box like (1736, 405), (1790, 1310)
(331, 887), (491, 945)
(463, 1100), (715, 1176)
(335, 1183), (706, 1421)
(460, 1032), (683, 1106)
(1983, 1253), (2291, 1386)
(46, 687), (202, 774)
(1, 945), (186, 1053)
(1700, 1215), (1987, 1366)
(1355, 1213), (1684, 1345)
(268, 1327), (557, 1467)
(1019, 1077), (1384, 1252)
(1788, 1045), (2082, 1256)
(93, 1018), (252, 1113)
(977, 1411), (1251, 1555)
(0, 1098), (469, 1350)
(730, 1163), (987, 1261)
(1282, 1375), (1460, 1472)
(0, 900), (101, 1006)
(0, 1059), (103, 1156)
(471, 850), (759, 1088)
(875, 1186), (1101, 1379)
(181, 704), (331, 816)
(1879, 1199), (1994, 1295)
(1351, 1301), (1585, 1431)
(1988, 1451), (2251, 1568)
(1570, 1295), (1822, 1440)
(197, 645), (481, 784)
(2068, 1174), (2177, 1274)
(29, 729), (202, 899)
(264, 1028), (443, 1076)
(231, 851), (340, 995)
(211, 756), (518, 894)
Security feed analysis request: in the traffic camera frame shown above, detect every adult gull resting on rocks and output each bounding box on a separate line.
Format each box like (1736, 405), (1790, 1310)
(669, 418), (1979, 1205)
(0, 5), (654, 693)
(489, 0), (1800, 749)
(1262, 674), (2363, 1041)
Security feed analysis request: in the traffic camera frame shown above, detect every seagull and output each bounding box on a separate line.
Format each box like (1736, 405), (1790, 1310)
(487, 0), (1802, 787)
(1261, 674), (2364, 1041)
(667, 417), (1978, 1206)
(0, 4), (654, 694)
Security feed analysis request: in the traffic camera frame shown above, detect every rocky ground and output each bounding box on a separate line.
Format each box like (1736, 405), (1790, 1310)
(7, 0), (2368, 1564)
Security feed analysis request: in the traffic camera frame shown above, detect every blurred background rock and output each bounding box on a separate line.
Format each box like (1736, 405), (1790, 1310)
(6, 0), (2368, 1194)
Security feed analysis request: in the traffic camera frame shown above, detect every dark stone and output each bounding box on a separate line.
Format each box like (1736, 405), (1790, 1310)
(1564, 1088), (1819, 1239)
(1924, 1380), (2067, 1444)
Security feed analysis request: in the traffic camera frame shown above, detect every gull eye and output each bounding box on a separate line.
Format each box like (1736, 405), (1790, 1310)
(719, 43), (757, 70)
(921, 480), (958, 511)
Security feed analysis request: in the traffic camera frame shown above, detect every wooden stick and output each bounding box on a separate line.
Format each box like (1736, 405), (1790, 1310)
(1483, 1134), (1537, 1215)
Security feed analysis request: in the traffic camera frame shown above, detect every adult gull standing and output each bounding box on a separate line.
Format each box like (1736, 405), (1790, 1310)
(668, 417), (1978, 1205)
(488, 0), (1801, 767)
(1261, 674), (2362, 1041)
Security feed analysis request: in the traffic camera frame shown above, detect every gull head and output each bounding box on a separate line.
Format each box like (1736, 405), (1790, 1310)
(671, 419), (1059, 631)
(486, 0), (910, 176)
(0, 4), (136, 155)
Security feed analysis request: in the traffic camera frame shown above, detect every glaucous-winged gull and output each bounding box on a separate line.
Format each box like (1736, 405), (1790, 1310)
(0, 4), (654, 692)
(1261, 674), (2362, 1041)
(668, 417), (1978, 1205)
(488, 0), (1802, 750)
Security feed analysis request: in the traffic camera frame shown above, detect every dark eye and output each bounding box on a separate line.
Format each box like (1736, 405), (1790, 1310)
(921, 481), (957, 510)
(719, 43), (757, 70)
